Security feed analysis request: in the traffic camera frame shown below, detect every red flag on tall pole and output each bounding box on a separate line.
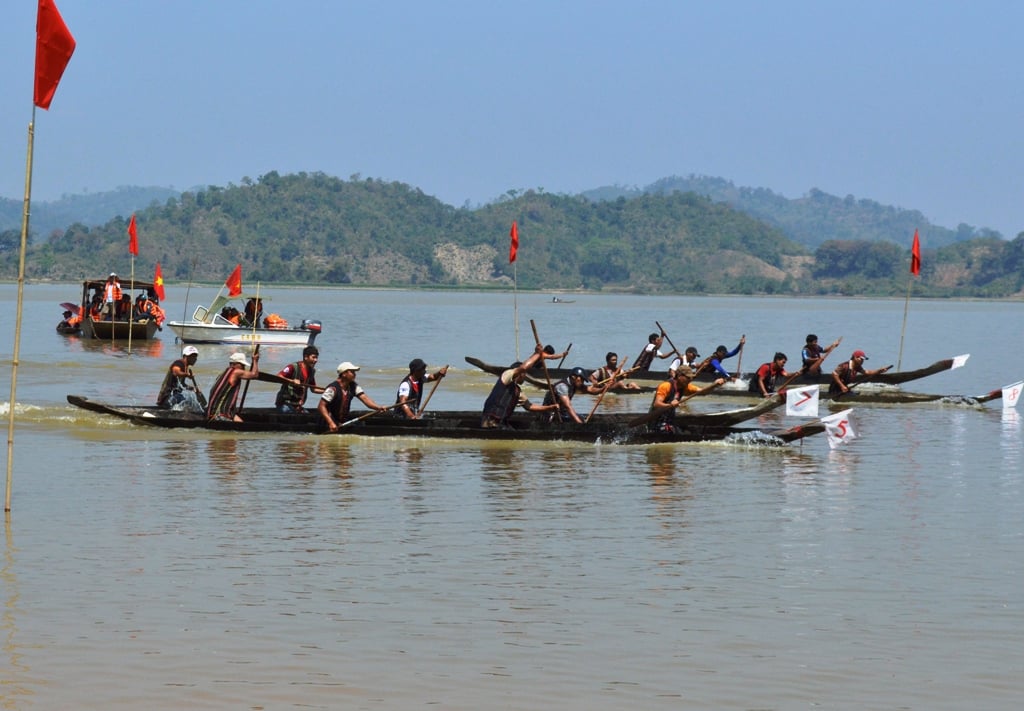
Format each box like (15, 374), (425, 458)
(34, 0), (76, 110)
(509, 221), (519, 263)
(127, 214), (138, 256)
(225, 264), (243, 297)
(910, 229), (921, 276)
(153, 262), (166, 301)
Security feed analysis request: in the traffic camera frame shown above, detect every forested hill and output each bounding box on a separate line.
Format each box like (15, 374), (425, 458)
(584, 175), (1007, 248)
(2, 171), (1022, 298)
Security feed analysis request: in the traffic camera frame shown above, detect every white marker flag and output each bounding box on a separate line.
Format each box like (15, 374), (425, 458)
(951, 354), (970, 370)
(785, 385), (820, 417)
(1003, 381), (1023, 410)
(821, 408), (857, 449)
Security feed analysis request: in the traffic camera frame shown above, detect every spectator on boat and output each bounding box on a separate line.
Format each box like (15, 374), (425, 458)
(634, 333), (674, 372)
(395, 358), (448, 419)
(481, 343), (563, 428)
(318, 362), (388, 432)
(668, 346), (701, 378)
(705, 337), (745, 380)
(829, 350), (892, 397)
(135, 293), (166, 328)
(542, 367), (589, 423)
(589, 351), (641, 392)
(275, 345), (325, 413)
(648, 366), (726, 433)
(56, 310), (81, 334)
(88, 293), (103, 321)
(102, 273), (122, 320)
(206, 351), (261, 422)
(800, 334), (841, 378)
(220, 306), (242, 325)
(158, 346), (203, 412)
(748, 352), (793, 398)
(243, 298), (263, 327)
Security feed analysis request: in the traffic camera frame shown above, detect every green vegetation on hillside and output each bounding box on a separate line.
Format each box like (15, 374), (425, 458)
(2, 171), (1021, 298)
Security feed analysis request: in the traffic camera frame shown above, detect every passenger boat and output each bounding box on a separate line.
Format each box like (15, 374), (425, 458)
(76, 278), (162, 340)
(66, 394), (825, 446)
(166, 291), (322, 346)
(465, 355), (968, 389)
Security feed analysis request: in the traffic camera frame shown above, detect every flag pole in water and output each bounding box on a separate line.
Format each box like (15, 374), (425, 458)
(897, 229), (921, 371)
(510, 221), (520, 360)
(8, 0), (77, 513)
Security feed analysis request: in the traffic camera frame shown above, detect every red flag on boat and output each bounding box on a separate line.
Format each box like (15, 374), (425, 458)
(127, 214), (138, 256)
(509, 221), (519, 263)
(153, 262), (166, 301)
(225, 264), (243, 297)
(34, 0), (76, 110)
(910, 229), (921, 276)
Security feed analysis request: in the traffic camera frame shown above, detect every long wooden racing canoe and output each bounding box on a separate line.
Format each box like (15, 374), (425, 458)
(466, 355), (966, 388)
(66, 395), (824, 446)
(466, 357), (995, 405)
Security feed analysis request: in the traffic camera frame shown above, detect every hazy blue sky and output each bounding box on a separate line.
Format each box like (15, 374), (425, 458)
(3, 1), (1023, 237)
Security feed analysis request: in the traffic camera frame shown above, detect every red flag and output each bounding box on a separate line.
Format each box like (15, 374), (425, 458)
(509, 221), (519, 263)
(127, 214), (138, 256)
(153, 262), (166, 301)
(34, 0), (76, 110)
(910, 229), (921, 276)
(225, 264), (243, 297)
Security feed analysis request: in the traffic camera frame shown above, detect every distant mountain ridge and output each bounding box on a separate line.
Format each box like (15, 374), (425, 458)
(0, 186), (180, 239)
(582, 175), (1005, 248)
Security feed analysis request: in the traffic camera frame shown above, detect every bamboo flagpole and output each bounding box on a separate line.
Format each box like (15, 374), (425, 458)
(897, 229), (921, 371)
(7, 0), (76, 513)
(510, 221), (520, 360)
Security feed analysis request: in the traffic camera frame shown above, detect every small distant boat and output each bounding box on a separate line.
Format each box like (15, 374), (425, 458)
(550, 296), (576, 304)
(76, 278), (162, 340)
(166, 291), (321, 346)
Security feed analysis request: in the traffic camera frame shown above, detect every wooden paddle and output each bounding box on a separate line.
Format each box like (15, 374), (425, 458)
(187, 368), (208, 409)
(339, 402), (405, 428)
(628, 379), (725, 428)
(734, 334), (746, 378)
(557, 343), (572, 369)
(416, 365), (449, 416)
(530, 319), (560, 410)
(586, 356), (629, 423)
(832, 364), (894, 400)
(654, 320), (682, 359)
(236, 344), (260, 414)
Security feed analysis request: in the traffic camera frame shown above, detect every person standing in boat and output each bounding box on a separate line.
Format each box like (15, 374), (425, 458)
(275, 345), (325, 413)
(704, 337), (745, 380)
(748, 352), (793, 398)
(102, 273), (122, 320)
(206, 351), (261, 422)
(589, 352), (641, 392)
(800, 334), (841, 379)
(648, 366), (726, 433)
(480, 344), (563, 428)
(634, 333), (674, 372)
(319, 362), (388, 432)
(395, 358), (448, 419)
(829, 350), (892, 397)
(541, 367), (589, 424)
(158, 346), (203, 411)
